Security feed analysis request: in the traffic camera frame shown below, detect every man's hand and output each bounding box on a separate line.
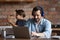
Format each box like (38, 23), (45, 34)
(32, 32), (39, 36)
(32, 32), (45, 37)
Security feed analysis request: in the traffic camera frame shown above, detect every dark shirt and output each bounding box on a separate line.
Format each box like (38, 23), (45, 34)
(16, 19), (26, 26)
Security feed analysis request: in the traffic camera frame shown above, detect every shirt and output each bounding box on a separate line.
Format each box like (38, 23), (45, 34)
(16, 19), (26, 26)
(26, 18), (52, 38)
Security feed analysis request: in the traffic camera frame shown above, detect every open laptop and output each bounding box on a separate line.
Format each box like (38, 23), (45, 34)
(13, 26), (31, 39)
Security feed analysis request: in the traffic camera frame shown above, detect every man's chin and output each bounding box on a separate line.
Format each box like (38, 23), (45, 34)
(34, 19), (39, 22)
(35, 20), (39, 22)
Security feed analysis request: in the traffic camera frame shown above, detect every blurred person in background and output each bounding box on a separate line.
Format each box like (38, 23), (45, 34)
(8, 9), (26, 27)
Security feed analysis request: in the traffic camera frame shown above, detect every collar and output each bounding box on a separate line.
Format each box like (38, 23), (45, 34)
(33, 17), (44, 25)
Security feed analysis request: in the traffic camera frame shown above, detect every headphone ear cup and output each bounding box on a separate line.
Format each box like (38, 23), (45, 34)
(41, 13), (44, 16)
(41, 11), (44, 16)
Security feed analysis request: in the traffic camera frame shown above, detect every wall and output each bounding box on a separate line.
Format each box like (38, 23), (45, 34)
(0, 0), (60, 26)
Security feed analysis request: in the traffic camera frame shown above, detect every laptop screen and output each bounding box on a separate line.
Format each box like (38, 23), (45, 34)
(13, 26), (30, 39)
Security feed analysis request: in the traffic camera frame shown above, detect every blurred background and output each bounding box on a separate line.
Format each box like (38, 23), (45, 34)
(0, 0), (60, 36)
(0, 0), (60, 26)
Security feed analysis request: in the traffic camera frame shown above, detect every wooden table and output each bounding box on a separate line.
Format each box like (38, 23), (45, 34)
(0, 37), (59, 40)
(52, 28), (60, 36)
(52, 28), (60, 31)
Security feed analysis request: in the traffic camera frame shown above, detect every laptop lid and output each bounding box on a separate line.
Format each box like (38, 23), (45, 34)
(13, 26), (30, 39)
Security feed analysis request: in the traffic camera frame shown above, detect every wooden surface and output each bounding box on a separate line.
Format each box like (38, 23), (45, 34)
(52, 28), (60, 36)
(0, 38), (59, 40)
(52, 28), (60, 31)
(0, 37), (59, 40)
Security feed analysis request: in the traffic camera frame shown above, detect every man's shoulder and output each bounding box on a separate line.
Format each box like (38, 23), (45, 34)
(26, 18), (34, 24)
(43, 18), (51, 23)
(27, 18), (33, 22)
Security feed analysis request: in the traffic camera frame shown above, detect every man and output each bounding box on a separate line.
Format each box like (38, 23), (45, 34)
(26, 6), (52, 38)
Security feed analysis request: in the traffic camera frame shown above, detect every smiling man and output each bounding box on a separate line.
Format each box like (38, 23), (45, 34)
(26, 6), (52, 38)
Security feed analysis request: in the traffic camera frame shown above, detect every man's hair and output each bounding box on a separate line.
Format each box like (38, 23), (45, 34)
(15, 9), (25, 18)
(32, 6), (44, 16)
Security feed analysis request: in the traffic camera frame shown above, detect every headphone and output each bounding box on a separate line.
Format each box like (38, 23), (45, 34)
(32, 6), (44, 16)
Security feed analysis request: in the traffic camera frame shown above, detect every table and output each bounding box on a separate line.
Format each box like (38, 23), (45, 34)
(0, 35), (59, 40)
(0, 38), (59, 40)
(52, 28), (60, 36)
(52, 28), (60, 31)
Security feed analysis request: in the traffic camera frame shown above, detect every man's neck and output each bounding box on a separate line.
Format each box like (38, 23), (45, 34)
(35, 20), (41, 25)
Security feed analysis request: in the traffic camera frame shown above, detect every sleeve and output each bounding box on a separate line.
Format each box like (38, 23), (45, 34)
(25, 19), (31, 27)
(25, 19), (30, 27)
(43, 20), (52, 38)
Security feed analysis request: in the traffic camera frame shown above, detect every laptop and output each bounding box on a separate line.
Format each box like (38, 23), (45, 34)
(13, 26), (30, 39)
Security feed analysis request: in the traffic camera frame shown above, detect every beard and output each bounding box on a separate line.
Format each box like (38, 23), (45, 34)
(34, 18), (40, 23)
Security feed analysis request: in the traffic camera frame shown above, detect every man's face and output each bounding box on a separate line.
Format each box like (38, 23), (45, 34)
(33, 10), (41, 22)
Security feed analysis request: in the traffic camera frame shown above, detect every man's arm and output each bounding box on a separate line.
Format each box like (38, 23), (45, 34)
(43, 21), (52, 38)
(32, 32), (45, 37)
(32, 20), (52, 38)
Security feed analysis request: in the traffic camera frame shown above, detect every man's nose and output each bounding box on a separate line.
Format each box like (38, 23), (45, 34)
(35, 16), (37, 18)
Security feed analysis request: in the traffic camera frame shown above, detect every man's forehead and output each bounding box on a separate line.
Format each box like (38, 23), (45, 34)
(34, 10), (41, 14)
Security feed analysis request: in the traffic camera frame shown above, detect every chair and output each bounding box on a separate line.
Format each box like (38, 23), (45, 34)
(1, 28), (15, 38)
